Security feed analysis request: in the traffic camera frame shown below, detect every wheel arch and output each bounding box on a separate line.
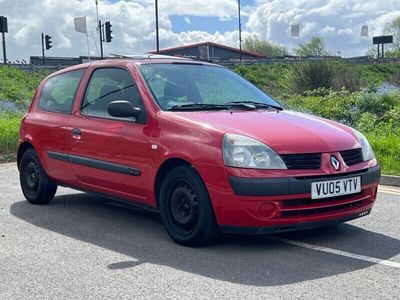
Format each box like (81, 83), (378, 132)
(17, 141), (35, 169)
(155, 157), (196, 207)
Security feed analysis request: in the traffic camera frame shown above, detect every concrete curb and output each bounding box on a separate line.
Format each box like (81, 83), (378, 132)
(380, 175), (400, 187)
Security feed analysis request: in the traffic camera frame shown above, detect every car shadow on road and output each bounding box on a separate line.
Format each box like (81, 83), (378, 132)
(10, 192), (400, 287)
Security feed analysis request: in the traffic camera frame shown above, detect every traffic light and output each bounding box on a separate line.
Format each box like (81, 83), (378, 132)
(45, 35), (52, 50)
(105, 21), (112, 43)
(0, 16), (8, 33)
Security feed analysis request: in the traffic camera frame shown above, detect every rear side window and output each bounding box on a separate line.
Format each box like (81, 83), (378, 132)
(38, 69), (85, 114)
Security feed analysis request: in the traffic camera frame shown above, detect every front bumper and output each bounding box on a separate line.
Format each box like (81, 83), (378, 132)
(228, 165), (381, 196)
(195, 163), (381, 231)
(220, 209), (371, 234)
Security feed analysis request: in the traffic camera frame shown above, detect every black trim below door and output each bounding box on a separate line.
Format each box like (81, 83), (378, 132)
(47, 151), (141, 176)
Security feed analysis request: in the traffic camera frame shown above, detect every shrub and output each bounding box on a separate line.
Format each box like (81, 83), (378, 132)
(356, 92), (400, 117)
(332, 68), (361, 92)
(289, 61), (334, 94)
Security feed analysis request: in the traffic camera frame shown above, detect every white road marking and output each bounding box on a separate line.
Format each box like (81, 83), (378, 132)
(380, 190), (400, 196)
(378, 186), (400, 196)
(271, 237), (400, 269)
(379, 186), (400, 191)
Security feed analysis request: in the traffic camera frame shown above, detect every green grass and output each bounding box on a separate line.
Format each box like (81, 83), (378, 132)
(0, 113), (23, 155)
(366, 134), (400, 175)
(0, 66), (50, 106)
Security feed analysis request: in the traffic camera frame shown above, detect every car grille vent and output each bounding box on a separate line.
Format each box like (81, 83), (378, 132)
(340, 148), (363, 166)
(280, 200), (366, 217)
(280, 153), (321, 170)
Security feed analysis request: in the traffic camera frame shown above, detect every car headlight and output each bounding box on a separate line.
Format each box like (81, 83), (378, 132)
(223, 134), (287, 169)
(353, 129), (375, 161)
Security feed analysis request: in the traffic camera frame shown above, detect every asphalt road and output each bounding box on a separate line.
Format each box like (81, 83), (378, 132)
(1, 163), (399, 299)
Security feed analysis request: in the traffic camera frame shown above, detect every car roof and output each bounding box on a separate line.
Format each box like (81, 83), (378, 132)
(50, 54), (220, 77)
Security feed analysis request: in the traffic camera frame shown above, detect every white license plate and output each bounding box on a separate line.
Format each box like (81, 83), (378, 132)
(311, 176), (361, 199)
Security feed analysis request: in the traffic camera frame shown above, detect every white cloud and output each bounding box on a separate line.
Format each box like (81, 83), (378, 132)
(184, 17), (191, 25)
(246, 0), (400, 56)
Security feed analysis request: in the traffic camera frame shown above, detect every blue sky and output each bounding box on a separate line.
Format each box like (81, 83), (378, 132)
(1, 0), (399, 61)
(171, 0), (252, 33)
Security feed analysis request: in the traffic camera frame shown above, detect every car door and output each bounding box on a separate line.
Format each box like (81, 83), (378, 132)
(31, 68), (86, 183)
(67, 66), (154, 204)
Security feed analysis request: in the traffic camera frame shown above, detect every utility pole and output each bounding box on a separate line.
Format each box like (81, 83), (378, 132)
(2, 31), (6, 63)
(95, 0), (99, 29)
(99, 20), (104, 59)
(41, 33), (45, 65)
(155, 0), (159, 53)
(238, 0), (242, 62)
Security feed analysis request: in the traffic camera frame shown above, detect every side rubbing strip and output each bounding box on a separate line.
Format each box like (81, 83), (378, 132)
(48, 151), (69, 162)
(47, 151), (141, 176)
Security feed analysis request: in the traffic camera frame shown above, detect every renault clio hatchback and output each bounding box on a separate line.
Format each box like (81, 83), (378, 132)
(18, 55), (381, 246)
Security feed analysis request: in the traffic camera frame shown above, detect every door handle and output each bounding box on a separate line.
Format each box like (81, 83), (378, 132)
(71, 128), (81, 139)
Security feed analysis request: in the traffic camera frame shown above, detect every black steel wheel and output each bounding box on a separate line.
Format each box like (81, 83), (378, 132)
(19, 149), (57, 204)
(159, 165), (219, 247)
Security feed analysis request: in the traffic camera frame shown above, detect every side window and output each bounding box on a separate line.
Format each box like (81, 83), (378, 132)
(81, 68), (143, 120)
(38, 69), (85, 114)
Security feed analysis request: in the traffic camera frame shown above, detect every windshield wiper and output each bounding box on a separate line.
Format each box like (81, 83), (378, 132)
(167, 101), (283, 112)
(167, 103), (228, 111)
(224, 101), (283, 111)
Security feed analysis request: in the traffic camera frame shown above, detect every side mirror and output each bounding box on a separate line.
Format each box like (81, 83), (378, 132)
(108, 100), (141, 119)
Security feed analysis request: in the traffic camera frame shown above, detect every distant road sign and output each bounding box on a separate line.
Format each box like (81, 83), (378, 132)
(291, 24), (300, 37)
(373, 35), (393, 44)
(360, 25), (368, 37)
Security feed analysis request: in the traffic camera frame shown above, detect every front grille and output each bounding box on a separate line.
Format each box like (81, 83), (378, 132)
(340, 148), (363, 166)
(280, 153), (321, 170)
(281, 200), (365, 217)
(294, 168), (368, 180)
(282, 192), (363, 208)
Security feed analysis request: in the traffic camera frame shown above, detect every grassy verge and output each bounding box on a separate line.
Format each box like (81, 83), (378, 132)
(0, 113), (23, 161)
(366, 134), (400, 175)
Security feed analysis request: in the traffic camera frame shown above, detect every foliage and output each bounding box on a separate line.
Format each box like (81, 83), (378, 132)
(385, 50), (400, 58)
(294, 36), (330, 57)
(0, 112), (23, 154)
(366, 134), (400, 175)
(289, 61), (334, 93)
(235, 61), (400, 96)
(234, 63), (291, 98)
(243, 36), (288, 57)
(384, 16), (400, 52)
(0, 66), (49, 106)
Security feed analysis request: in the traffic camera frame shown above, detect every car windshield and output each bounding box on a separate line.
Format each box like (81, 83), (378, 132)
(138, 63), (282, 111)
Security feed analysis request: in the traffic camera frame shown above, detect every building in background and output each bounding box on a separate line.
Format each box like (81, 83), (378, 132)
(149, 42), (265, 61)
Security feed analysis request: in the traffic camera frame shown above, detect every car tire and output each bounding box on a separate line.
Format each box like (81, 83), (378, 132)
(19, 148), (57, 205)
(159, 165), (219, 247)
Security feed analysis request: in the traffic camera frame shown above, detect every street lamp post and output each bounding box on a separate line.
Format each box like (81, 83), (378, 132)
(155, 0), (159, 53)
(238, 0), (242, 62)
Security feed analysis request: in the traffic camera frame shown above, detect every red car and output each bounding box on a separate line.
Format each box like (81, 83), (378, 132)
(18, 56), (381, 246)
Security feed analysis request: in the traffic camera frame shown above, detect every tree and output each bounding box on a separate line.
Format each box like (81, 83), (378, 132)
(384, 16), (400, 57)
(384, 16), (400, 51)
(243, 36), (288, 57)
(294, 36), (330, 57)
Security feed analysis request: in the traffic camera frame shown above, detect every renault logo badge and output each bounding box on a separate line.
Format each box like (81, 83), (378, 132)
(330, 156), (340, 171)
